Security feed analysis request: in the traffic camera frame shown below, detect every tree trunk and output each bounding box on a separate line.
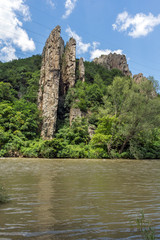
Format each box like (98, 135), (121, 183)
(119, 134), (131, 154)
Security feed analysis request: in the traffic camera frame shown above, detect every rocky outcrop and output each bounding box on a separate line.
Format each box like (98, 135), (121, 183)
(88, 125), (96, 138)
(133, 73), (157, 97)
(38, 26), (77, 139)
(133, 73), (147, 83)
(79, 58), (85, 82)
(93, 53), (131, 76)
(69, 107), (83, 126)
(38, 26), (64, 139)
(61, 38), (76, 95)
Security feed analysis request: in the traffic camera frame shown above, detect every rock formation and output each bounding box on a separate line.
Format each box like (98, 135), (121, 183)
(69, 108), (83, 126)
(93, 53), (131, 76)
(38, 26), (77, 140)
(133, 73), (157, 97)
(38, 26), (135, 140)
(61, 38), (76, 95)
(38, 26), (64, 139)
(79, 58), (85, 82)
(133, 73), (147, 83)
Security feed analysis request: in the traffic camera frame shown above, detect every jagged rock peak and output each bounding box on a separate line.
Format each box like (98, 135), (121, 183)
(133, 73), (147, 83)
(79, 58), (85, 82)
(133, 73), (157, 97)
(38, 25), (65, 140)
(93, 53), (132, 76)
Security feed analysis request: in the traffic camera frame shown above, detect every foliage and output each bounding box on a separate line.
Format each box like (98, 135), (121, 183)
(0, 55), (160, 159)
(0, 100), (41, 140)
(90, 116), (118, 156)
(21, 138), (63, 158)
(97, 76), (160, 158)
(84, 61), (124, 85)
(65, 80), (103, 112)
(0, 82), (16, 102)
(56, 118), (90, 145)
(0, 55), (41, 101)
(135, 211), (155, 240)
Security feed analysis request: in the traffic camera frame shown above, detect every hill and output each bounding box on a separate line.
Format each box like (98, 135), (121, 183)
(0, 27), (160, 159)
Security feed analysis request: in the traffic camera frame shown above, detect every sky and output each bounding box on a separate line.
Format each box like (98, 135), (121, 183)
(0, 0), (160, 83)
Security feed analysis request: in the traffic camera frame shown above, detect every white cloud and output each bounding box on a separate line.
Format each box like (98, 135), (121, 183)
(0, 0), (35, 62)
(90, 49), (123, 60)
(66, 26), (91, 54)
(113, 11), (160, 38)
(46, 0), (55, 9)
(63, 0), (78, 19)
(0, 43), (17, 62)
(65, 26), (123, 60)
(92, 41), (100, 50)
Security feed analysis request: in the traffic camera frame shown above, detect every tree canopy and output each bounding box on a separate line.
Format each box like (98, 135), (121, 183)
(0, 55), (160, 159)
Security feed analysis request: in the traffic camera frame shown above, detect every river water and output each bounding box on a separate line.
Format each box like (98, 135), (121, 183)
(0, 158), (160, 239)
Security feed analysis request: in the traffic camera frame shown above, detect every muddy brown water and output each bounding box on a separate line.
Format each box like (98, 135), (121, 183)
(0, 158), (160, 239)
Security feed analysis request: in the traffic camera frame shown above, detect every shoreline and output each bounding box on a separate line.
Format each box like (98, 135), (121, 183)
(0, 157), (160, 161)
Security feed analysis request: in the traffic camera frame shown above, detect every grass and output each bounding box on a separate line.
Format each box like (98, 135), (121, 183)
(136, 211), (155, 240)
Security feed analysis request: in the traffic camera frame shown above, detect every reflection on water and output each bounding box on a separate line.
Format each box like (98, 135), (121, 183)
(0, 158), (160, 239)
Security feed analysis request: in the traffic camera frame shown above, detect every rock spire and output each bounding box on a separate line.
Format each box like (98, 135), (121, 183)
(60, 37), (76, 95)
(38, 26), (76, 139)
(79, 57), (85, 82)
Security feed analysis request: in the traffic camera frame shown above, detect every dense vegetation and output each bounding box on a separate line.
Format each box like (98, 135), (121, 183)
(0, 55), (160, 159)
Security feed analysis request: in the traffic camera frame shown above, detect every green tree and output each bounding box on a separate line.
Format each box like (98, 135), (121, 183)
(100, 76), (160, 157)
(0, 82), (16, 102)
(91, 116), (118, 154)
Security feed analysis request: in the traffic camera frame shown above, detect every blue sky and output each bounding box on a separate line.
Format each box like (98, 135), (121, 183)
(0, 0), (160, 83)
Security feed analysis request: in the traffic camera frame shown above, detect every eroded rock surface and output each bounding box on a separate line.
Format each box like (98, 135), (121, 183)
(69, 107), (83, 126)
(38, 26), (77, 139)
(133, 73), (157, 97)
(38, 26), (64, 139)
(93, 53), (131, 76)
(133, 73), (147, 83)
(61, 38), (76, 95)
(79, 57), (85, 82)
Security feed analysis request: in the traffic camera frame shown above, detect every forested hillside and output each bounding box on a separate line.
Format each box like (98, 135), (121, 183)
(0, 55), (160, 159)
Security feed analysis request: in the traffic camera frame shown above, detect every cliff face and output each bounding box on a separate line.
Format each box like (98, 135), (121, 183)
(93, 53), (131, 76)
(38, 26), (79, 139)
(79, 58), (85, 82)
(38, 26), (64, 139)
(60, 38), (76, 95)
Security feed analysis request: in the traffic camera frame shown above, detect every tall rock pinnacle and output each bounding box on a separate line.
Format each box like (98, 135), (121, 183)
(60, 37), (76, 95)
(79, 58), (85, 82)
(38, 26), (76, 140)
(38, 26), (64, 139)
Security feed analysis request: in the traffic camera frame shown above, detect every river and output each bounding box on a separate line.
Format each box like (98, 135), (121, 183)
(0, 158), (160, 239)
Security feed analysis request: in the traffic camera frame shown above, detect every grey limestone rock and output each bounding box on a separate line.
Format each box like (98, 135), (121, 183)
(93, 53), (132, 76)
(61, 37), (76, 95)
(38, 26), (77, 139)
(69, 107), (83, 126)
(133, 73), (147, 83)
(79, 57), (85, 82)
(38, 25), (64, 139)
(133, 73), (157, 97)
